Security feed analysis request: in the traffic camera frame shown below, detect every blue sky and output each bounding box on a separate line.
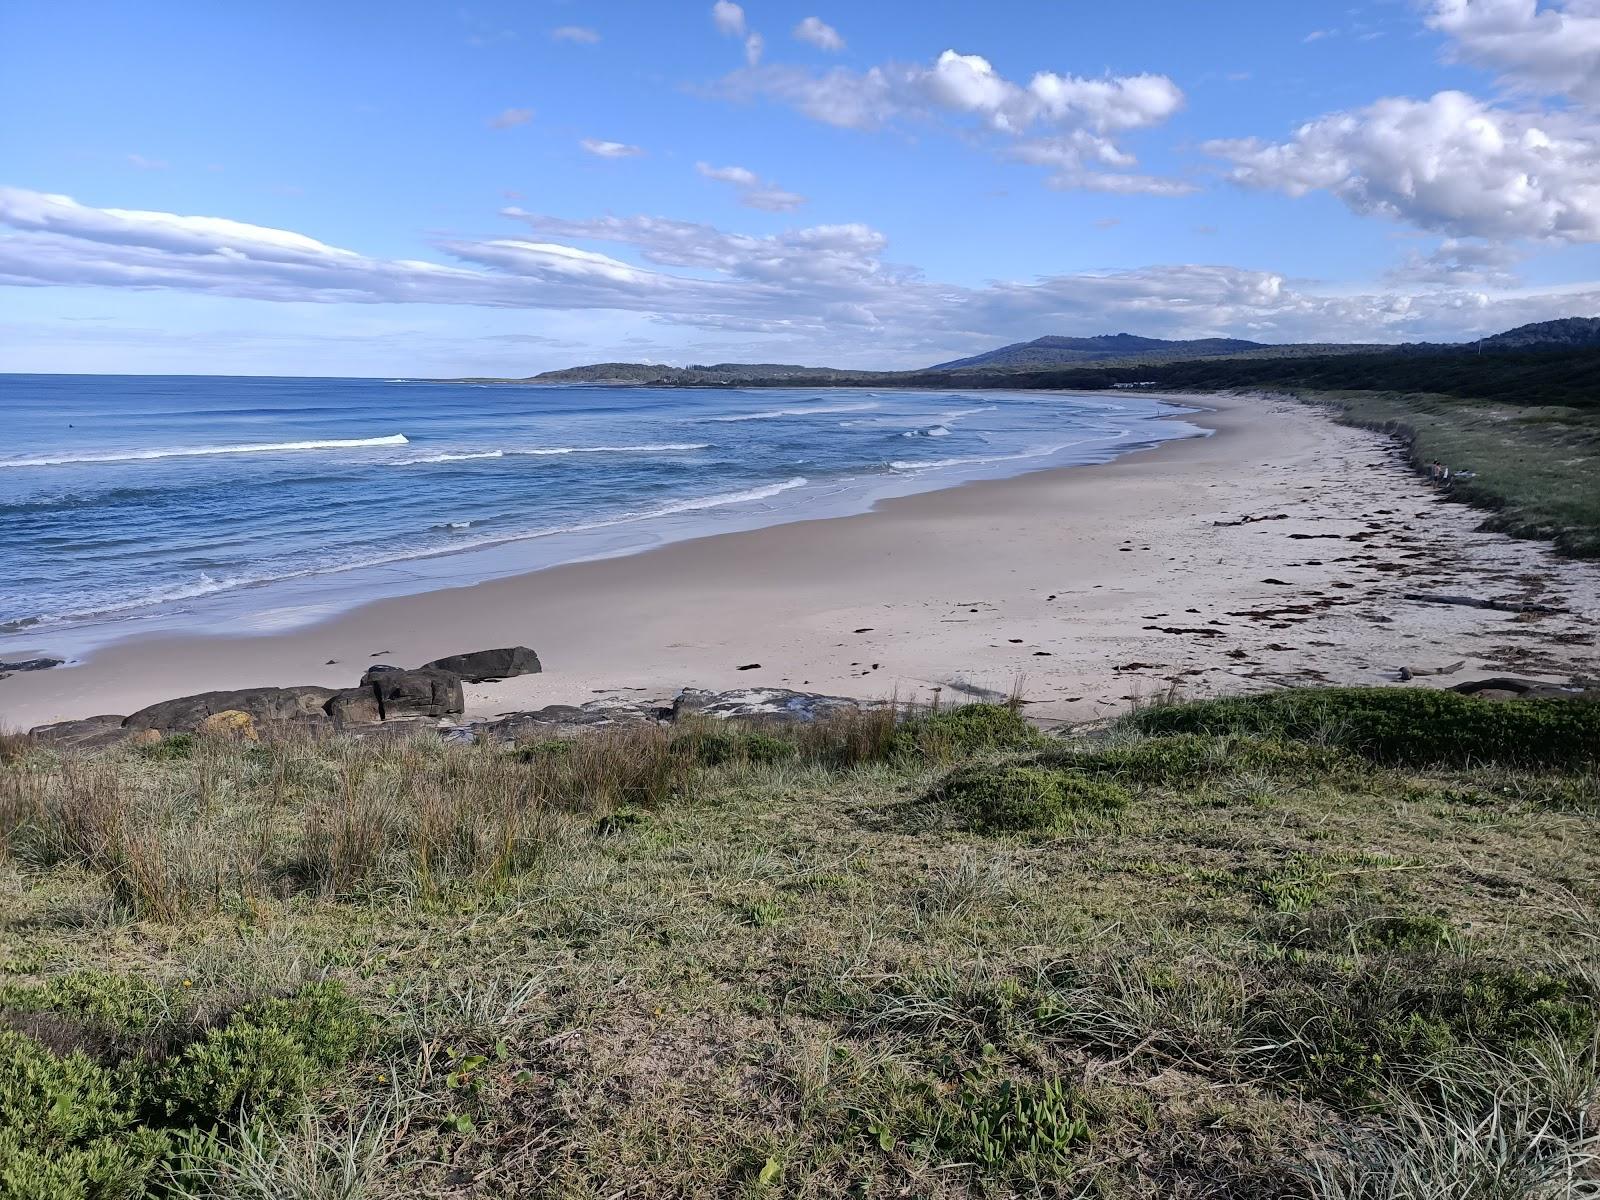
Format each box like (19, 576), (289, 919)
(2, 0), (1598, 375)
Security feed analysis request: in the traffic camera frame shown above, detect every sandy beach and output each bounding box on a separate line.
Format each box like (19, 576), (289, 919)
(4, 391), (1598, 732)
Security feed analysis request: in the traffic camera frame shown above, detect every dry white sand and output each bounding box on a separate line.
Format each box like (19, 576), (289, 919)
(4, 392), (1598, 730)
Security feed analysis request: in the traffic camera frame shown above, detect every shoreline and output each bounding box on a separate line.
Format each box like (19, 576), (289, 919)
(4, 392), (1597, 730)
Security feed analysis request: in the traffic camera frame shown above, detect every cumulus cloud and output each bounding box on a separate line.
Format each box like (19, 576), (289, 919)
(1386, 237), (1525, 287)
(744, 31), (764, 66)
(580, 138), (645, 158)
(696, 162), (808, 210)
(794, 16), (845, 51)
(711, 1), (746, 37)
(715, 49), (1188, 194)
(3, 185), (1595, 364)
(551, 25), (600, 44)
(488, 107), (534, 129)
(1427, 0), (1600, 105)
(1205, 90), (1600, 241)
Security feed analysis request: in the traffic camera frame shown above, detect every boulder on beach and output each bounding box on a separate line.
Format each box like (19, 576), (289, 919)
(197, 709), (258, 741)
(672, 686), (860, 725)
(326, 686), (384, 728)
(0, 657), (64, 675)
(123, 686), (338, 732)
(420, 647), (542, 683)
(1451, 677), (1597, 702)
(27, 714), (137, 750)
(361, 667), (464, 719)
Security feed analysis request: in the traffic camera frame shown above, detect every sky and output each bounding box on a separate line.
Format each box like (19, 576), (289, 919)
(2, 0), (1599, 376)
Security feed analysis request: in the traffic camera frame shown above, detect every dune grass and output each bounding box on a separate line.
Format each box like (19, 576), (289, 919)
(1, 692), (1597, 1198)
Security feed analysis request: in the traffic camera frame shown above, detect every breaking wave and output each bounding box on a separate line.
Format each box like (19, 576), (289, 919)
(0, 434), (410, 468)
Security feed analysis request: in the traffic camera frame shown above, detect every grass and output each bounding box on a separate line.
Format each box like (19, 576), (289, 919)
(1, 693), (1598, 1197)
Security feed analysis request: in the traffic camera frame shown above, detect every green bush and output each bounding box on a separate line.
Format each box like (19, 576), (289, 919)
(670, 728), (797, 767)
(0, 978), (372, 1198)
(891, 704), (1044, 761)
(137, 733), (195, 762)
(154, 981), (373, 1125)
(938, 765), (1129, 834)
(1048, 733), (1353, 786)
(1132, 688), (1600, 768)
(0, 1029), (167, 1200)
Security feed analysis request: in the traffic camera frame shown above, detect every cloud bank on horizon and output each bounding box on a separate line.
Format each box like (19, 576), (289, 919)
(1, 0), (1598, 374)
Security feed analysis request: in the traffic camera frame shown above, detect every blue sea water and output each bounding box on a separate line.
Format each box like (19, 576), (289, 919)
(0, 375), (1206, 656)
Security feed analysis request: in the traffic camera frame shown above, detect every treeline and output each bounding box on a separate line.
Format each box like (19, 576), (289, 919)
(834, 346), (1600, 408)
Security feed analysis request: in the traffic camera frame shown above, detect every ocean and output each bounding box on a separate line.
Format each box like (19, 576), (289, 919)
(0, 375), (1206, 657)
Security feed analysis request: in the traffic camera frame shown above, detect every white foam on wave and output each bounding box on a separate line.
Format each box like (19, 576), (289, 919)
(22, 477), (812, 629)
(902, 424), (952, 439)
(396, 450), (505, 465)
(0, 434), (410, 468)
(711, 402), (878, 422)
(889, 429), (1130, 472)
(396, 443), (708, 464)
(518, 442), (710, 455)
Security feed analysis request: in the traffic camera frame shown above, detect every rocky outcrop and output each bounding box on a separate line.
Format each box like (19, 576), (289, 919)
(473, 687), (862, 743)
(361, 667), (464, 719)
(420, 647), (542, 683)
(1451, 677), (1599, 701)
(0, 657), (63, 674)
(123, 686), (338, 732)
(671, 687), (860, 724)
(27, 714), (146, 751)
(325, 687), (383, 728)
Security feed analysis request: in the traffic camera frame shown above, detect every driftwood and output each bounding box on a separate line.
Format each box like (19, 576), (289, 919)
(1403, 593), (1565, 615)
(1398, 661), (1465, 681)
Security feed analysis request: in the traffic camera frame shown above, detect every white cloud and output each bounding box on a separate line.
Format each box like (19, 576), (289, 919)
(488, 107), (534, 129)
(1303, 29), (1335, 43)
(711, 1), (746, 37)
(551, 25), (601, 44)
(4, 186), (1596, 366)
(1205, 90), (1600, 241)
(745, 31), (764, 66)
(696, 162), (807, 210)
(1387, 237), (1525, 287)
(580, 138), (645, 158)
(1427, 0), (1600, 105)
(743, 186), (807, 212)
(126, 154), (168, 170)
(715, 49), (1188, 194)
(793, 17), (845, 52)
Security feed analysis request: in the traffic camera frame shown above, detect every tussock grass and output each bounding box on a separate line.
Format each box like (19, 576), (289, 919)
(3, 695), (1599, 1196)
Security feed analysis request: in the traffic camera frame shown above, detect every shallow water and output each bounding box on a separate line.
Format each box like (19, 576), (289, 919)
(0, 376), (1205, 654)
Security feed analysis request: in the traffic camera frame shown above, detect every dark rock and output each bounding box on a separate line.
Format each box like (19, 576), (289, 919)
(124, 686), (337, 732)
(672, 687), (859, 725)
(27, 714), (135, 750)
(1451, 677), (1598, 702)
(361, 667), (463, 719)
(325, 687), (383, 728)
(0, 657), (63, 674)
(420, 646), (542, 683)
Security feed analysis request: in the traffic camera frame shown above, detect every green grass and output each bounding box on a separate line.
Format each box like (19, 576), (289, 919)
(2, 695), (1598, 1197)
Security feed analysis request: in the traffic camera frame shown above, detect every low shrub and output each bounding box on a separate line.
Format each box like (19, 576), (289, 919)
(671, 728), (797, 767)
(1046, 733), (1354, 787)
(154, 981), (373, 1126)
(0, 977), (372, 1198)
(1132, 688), (1600, 768)
(938, 765), (1129, 834)
(138, 733), (195, 762)
(891, 704), (1045, 761)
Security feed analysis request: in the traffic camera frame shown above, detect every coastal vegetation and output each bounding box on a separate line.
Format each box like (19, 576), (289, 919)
(3, 689), (1597, 1197)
